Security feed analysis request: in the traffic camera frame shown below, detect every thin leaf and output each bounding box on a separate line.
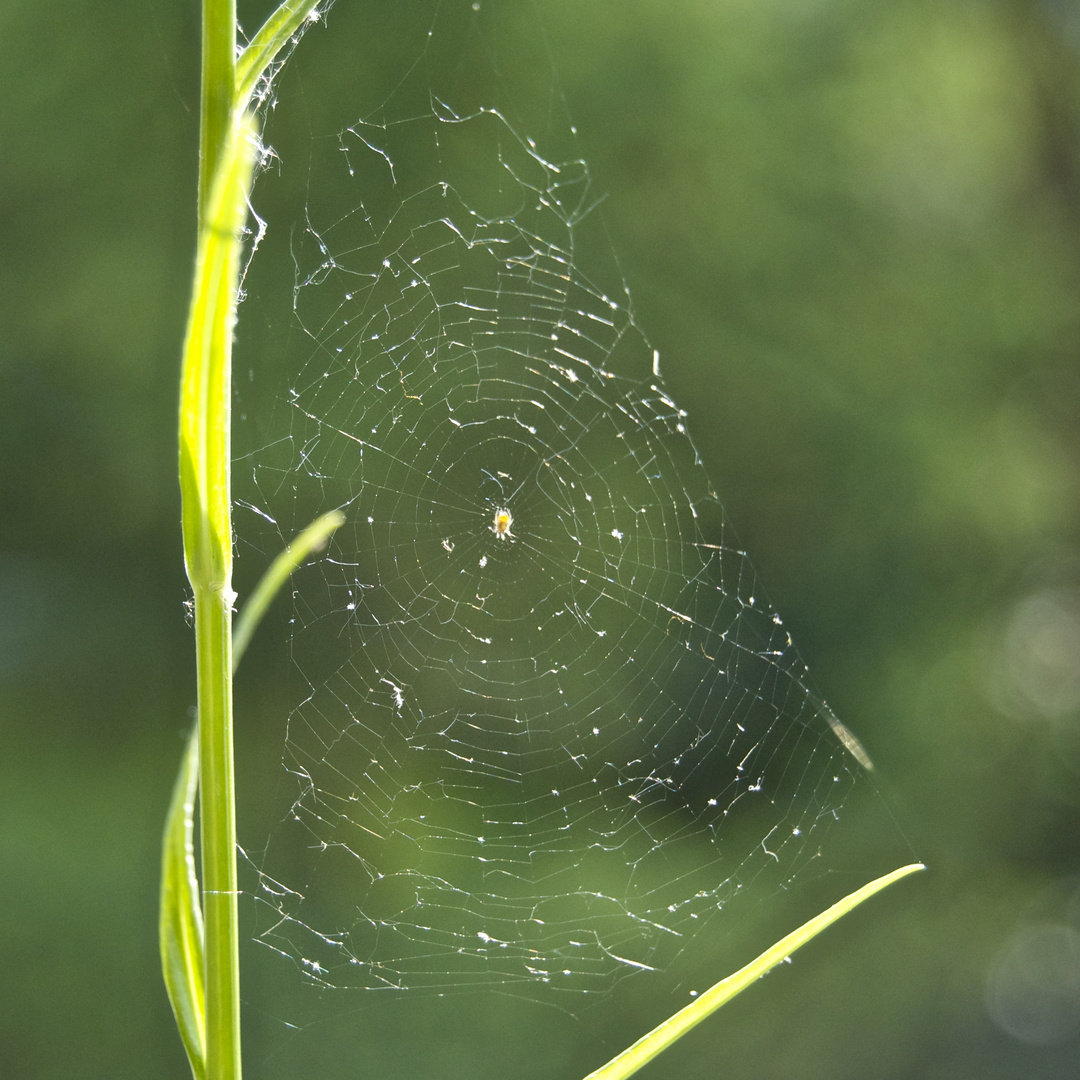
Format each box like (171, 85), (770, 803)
(581, 863), (926, 1080)
(236, 0), (325, 110)
(233, 510), (346, 672)
(179, 111), (257, 595)
(160, 725), (206, 1080)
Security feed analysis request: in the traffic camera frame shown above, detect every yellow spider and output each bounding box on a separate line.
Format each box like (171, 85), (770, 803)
(491, 507), (513, 540)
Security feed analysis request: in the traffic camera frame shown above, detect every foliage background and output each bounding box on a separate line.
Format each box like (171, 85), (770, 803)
(3, 0), (1080, 1077)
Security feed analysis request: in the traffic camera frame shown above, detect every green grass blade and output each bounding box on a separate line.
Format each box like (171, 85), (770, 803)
(236, 0), (324, 110)
(179, 112), (256, 595)
(160, 725), (206, 1080)
(233, 510), (346, 672)
(582, 863), (926, 1080)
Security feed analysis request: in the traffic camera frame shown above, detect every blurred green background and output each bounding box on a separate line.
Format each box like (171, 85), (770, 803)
(4, 0), (1080, 1077)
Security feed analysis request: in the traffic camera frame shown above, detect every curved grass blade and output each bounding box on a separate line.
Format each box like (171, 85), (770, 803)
(236, 0), (324, 110)
(233, 509), (346, 671)
(160, 724), (206, 1080)
(582, 863), (925, 1080)
(179, 111), (257, 594)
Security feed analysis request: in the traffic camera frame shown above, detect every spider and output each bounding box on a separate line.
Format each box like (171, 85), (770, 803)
(490, 507), (514, 541)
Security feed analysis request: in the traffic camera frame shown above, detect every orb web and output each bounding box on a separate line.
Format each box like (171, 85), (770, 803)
(241, 1), (886, 1004)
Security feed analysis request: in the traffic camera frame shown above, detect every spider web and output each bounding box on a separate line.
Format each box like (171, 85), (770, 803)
(240, 0), (895, 1008)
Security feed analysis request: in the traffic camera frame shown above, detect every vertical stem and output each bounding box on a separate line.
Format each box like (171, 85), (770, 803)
(197, 589), (240, 1080)
(198, 4), (239, 1078)
(185, 4), (322, 1076)
(172, 2), (324, 1076)
(200, 0), (237, 223)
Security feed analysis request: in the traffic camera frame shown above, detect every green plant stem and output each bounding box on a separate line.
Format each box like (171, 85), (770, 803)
(194, 5), (240, 1077)
(200, 0), (237, 224)
(195, 591), (239, 1080)
(181, 97), (254, 1080)
(168, 4), (328, 1076)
